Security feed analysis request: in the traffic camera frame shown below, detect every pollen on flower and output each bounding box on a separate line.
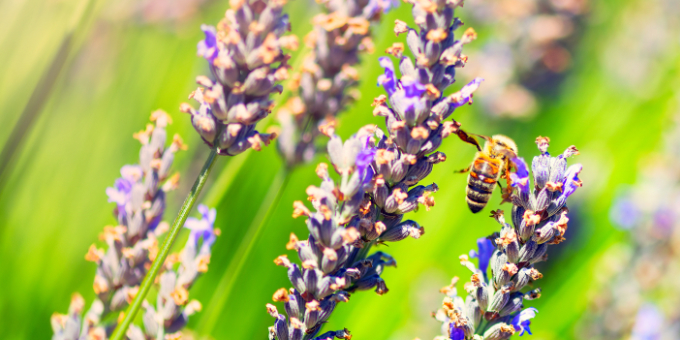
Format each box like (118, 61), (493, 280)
(196, 254), (211, 273)
(386, 42), (404, 58)
(502, 263), (519, 275)
(170, 286), (189, 306)
(342, 227), (361, 244)
(394, 20), (409, 35)
(286, 233), (300, 250)
(426, 28), (448, 43)
(417, 192), (436, 211)
(411, 126), (430, 140)
(258, 34), (282, 64)
(301, 260), (317, 270)
(318, 118), (337, 137)
(278, 35), (299, 51)
(306, 300), (321, 311)
(523, 210), (541, 225)
(93, 275), (109, 294)
(462, 27), (478, 43)
(376, 149), (396, 165)
(545, 181), (563, 192)
(393, 188), (408, 204)
(440, 276), (459, 294)
(272, 288), (290, 302)
(266, 303), (279, 318)
(85, 245), (104, 263)
(372, 95), (388, 107)
(535, 136), (550, 153)
(348, 17), (370, 35)
(274, 255), (291, 267)
(133, 124), (154, 145)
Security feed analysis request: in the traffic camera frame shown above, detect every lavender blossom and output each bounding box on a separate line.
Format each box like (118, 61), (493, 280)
(182, 0), (297, 156)
(51, 113), (215, 340)
(433, 137), (582, 340)
(267, 1), (483, 337)
(277, 0), (393, 166)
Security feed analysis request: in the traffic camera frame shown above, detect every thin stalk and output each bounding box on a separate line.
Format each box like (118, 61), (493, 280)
(197, 166), (290, 334)
(110, 147), (219, 340)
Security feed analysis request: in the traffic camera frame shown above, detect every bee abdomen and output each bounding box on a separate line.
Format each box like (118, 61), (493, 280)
(466, 175), (496, 213)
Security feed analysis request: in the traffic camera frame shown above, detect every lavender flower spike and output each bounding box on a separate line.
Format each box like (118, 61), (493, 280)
(268, 1), (482, 337)
(182, 0), (298, 156)
(277, 0), (394, 167)
(434, 137), (582, 340)
(52, 113), (217, 339)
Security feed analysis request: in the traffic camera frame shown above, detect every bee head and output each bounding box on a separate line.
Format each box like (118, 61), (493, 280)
(490, 135), (518, 158)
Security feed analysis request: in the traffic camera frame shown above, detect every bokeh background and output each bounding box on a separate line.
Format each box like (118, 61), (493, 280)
(1, 0), (679, 339)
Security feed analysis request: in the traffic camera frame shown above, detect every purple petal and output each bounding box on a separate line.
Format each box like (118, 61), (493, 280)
(449, 324), (465, 340)
(197, 25), (219, 63)
(561, 164), (583, 198)
(476, 237), (495, 274)
(512, 307), (538, 336)
(377, 57), (396, 96)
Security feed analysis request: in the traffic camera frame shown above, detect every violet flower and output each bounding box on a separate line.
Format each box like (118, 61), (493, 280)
(196, 25), (218, 64)
(434, 137), (582, 340)
(276, 0), (394, 167)
(183, 0), (295, 156)
(511, 308), (538, 336)
(268, 1), (481, 338)
(185, 204), (217, 255)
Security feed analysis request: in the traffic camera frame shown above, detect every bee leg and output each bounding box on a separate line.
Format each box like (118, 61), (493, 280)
(455, 166), (471, 174)
(497, 180), (513, 204)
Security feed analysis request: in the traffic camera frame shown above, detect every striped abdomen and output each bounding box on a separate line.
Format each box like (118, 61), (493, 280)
(466, 155), (501, 213)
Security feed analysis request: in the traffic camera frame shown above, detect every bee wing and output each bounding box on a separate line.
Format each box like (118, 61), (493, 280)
(499, 148), (518, 160)
(457, 129), (483, 151)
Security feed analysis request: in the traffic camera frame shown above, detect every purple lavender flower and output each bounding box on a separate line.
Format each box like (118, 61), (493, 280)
(451, 78), (484, 108)
(105, 165), (143, 210)
(561, 164), (583, 199)
(449, 324), (465, 340)
(184, 204), (217, 254)
(377, 57), (397, 96)
(356, 136), (377, 185)
(197, 25), (218, 63)
(470, 237), (495, 275)
(511, 307), (538, 336)
(397, 77), (427, 113)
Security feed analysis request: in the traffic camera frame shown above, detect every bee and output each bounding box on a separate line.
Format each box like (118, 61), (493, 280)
(456, 130), (518, 213)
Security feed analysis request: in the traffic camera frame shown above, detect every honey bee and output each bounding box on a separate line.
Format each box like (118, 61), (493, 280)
(456, 130), (518, 213)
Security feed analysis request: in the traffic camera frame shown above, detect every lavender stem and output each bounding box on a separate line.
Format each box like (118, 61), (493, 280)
(110, 147), (219, 340)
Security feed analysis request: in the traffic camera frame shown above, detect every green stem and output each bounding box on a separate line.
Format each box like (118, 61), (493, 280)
(110, 148), (219, 340)
(355, 239), (377, 263)
(197, 166), (290, 334)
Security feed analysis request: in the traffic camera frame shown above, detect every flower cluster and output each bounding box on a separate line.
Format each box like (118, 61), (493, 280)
(433, 137), (582, 340)
(578, 114), (680, 339)
(461, 0), (589, 118)
(182, 0), (297, 155)
(51, 114), (217, 340)
(266, 0), (487, 338)
(276, 0), (396, 166)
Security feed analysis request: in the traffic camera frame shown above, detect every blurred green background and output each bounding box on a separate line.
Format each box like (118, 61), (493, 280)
(1, 0), (678, 339)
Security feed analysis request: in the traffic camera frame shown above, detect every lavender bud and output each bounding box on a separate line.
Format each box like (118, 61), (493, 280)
(530, 243), (548, 264)
(483, 323), (515, 340)
(378, 220), (424, 242)
(285, 290), (303, 321)
(518, 240), (538, 264)
(499, 292), (524, 317)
